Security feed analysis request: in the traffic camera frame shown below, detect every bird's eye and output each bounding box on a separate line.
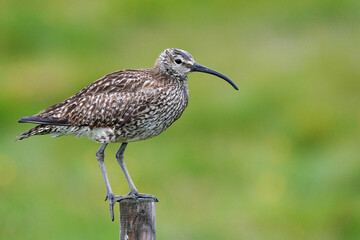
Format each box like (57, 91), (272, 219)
(174, 59), (182, 64)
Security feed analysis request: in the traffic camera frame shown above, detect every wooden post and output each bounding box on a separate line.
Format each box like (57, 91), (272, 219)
(119, 198), (156, 240)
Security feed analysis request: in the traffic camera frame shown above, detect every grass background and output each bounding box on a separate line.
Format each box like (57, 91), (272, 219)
(1, 0), (360, 239)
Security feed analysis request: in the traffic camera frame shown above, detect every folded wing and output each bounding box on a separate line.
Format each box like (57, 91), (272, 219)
(18, 69), (156, 130)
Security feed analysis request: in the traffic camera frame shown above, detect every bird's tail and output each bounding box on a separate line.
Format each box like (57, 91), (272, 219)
(16, 125), (51, 141)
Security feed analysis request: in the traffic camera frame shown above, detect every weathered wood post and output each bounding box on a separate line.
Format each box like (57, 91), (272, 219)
(119, 198), (156, 240)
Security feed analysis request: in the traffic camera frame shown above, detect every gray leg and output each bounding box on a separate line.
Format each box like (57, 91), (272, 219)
(96, 142), (158, 221)
(96, 143), (112, 197)
(96, 143), (116, 221)
(114, 143), (159, 201)
(115, 143), (138, 193)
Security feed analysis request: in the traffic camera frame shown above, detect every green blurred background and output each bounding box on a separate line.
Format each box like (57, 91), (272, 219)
(1, 0), (360, 239)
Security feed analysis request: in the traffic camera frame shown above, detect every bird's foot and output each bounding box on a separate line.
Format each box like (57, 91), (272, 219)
(105, 191), (159, 221)
(126, 191), (159, 202)
(105, 192), (122, 221)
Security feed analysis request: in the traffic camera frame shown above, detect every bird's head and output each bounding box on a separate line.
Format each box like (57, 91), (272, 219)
(155, 48), (238, 90)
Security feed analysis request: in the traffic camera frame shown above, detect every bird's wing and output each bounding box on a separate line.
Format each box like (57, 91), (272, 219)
(19, 69), (158, 129)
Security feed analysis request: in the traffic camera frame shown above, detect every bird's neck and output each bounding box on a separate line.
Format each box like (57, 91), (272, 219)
(150, 66), (188, 86)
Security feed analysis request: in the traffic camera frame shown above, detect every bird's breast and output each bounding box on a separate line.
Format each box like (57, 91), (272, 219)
(115, 84), (189, 142)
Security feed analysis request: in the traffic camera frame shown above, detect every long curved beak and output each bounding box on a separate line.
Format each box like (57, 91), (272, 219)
(190, 62), (238, 90)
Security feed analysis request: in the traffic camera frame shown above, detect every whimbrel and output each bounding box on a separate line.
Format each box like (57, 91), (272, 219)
(17, 48), (238, 221)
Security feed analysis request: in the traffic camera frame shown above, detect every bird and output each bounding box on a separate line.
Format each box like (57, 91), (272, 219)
(17, 48), (238, 221)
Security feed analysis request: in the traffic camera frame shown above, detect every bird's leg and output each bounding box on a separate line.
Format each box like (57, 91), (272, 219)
(96, 143), (116, 221)
(116, 143), (138, 193)
(114, 142), (159, 202)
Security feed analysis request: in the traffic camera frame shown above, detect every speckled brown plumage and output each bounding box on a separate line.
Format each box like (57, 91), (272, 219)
(18, 57), (189, 143)
(17, 48), (238, 221)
